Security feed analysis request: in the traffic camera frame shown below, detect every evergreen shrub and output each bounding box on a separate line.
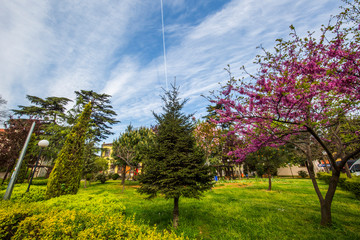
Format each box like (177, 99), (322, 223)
(111, 173), (120, 180)
(85, 173), (93, 181)
(298, 170), (308, 178)
(46, 102), (92, 199)
(96, 173), (107, 184)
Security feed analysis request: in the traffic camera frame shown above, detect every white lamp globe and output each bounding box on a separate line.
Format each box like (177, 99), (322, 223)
(38, 140), (49, 148)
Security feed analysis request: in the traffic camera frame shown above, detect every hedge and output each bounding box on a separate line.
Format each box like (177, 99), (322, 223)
(0, 204), (31, 239)
(0, 202), (185, 240)
(1, 206), (185, 240)
(317, 172), (360, 198)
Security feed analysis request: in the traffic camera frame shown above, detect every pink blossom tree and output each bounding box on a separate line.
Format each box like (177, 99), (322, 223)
(213, 2), (360, 226)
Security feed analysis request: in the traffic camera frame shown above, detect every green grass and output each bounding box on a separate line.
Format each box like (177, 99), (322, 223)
(1, 178), (359, 240)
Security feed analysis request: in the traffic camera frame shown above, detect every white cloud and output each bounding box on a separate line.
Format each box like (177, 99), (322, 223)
(0, 0), (341, 139)
(94, 0), (341, 138)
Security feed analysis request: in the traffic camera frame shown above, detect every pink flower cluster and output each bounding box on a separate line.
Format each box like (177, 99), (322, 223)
(213, 27), (360, 161)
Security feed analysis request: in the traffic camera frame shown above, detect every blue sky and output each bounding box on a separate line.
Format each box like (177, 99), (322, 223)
(0, 0), (341, 143)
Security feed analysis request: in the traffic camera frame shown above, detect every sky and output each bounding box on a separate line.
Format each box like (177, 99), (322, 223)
(0, 0), (342, 143)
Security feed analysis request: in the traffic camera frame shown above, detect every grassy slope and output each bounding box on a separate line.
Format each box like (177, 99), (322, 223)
(1, 178), (359, 240)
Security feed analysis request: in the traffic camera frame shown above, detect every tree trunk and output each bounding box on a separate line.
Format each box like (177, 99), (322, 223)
(320, 170), (340, 226)
(306, 158), (340, 226)
(84, 178), (87, 188)
(173, 197), (179, 229)
(305, 160), (324, 202)
(1, 165), (11, 185)
(1, 171), (8, 185)
(121, 165), (126, 192)
(344, 162), (352, 179)
(320, 200), (332, 226)
(267, 168), (272, 191)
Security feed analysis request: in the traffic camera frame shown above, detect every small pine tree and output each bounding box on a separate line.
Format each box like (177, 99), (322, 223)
(45, 102), (92, 199)
(138, 84), (213, 229)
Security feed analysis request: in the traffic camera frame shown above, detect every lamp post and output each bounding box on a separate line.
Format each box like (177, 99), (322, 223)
(3, 122), (36, 200)
(26, 139), (49, 192)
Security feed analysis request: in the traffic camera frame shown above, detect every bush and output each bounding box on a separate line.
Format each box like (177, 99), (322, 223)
(298, 170), (308, 178)
(0, 200), (183, 240)
(0, 204), (32, 239)
(31, 178), (48, 186)
(317, 172), (360, 198)
(317, 172), (329, 181)
(339, 177), (360, 199)
(45, 192), (126, 214)
(317, 172), (347, 184)
(11, 188), (46, 203)
(85, 173), (93, 181)
(12, 210), (186, 240)
(96, 173), (107, 184)
(111, 173), (120, 180)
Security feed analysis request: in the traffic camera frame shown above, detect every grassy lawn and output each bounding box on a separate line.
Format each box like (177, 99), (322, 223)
(1, 178), (359, 239)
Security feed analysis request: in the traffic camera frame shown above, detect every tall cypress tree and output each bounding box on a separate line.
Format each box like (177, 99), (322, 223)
(138, 84), (213, 229)
(46, 102), (92, 199)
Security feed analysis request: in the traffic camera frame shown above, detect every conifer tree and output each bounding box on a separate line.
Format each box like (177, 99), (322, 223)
(138, 84), (213, 229)
(46, 102), (92, 199)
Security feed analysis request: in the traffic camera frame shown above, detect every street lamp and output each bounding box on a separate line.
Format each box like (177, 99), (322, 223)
(26, 139), (49, 192)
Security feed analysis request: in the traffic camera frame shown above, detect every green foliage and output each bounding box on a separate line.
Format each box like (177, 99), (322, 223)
(96, 173), (108, 184)
(94, 157), (108, 172)
(317, 172), (346, 184)
(298, 170), (308, 178)
(82, 140), (102, 179)
(44, 192), (126, 214)
(318, 172), (360, 198)
(0, 204), (31, 240)
(1, 179), (360, 239)
(15, 166), (31, 184)
(13, 95), (72, 124)
(40, 123), (71, 164)
(85, 173), (93, 181)
(0, 185), (184, 240)
(68, 90), (119, 142)
(46, 102), (92, 199)
(341, 177), (360, 199)
(111, 173), (120, 180)
(138, 84), (214, 200)
(31, 178), (48, 186)
(112, 125), (155, 168)
(10, 188), (46, 203)
(11, 210), (184, 240)
(245, 146), (290, 177)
